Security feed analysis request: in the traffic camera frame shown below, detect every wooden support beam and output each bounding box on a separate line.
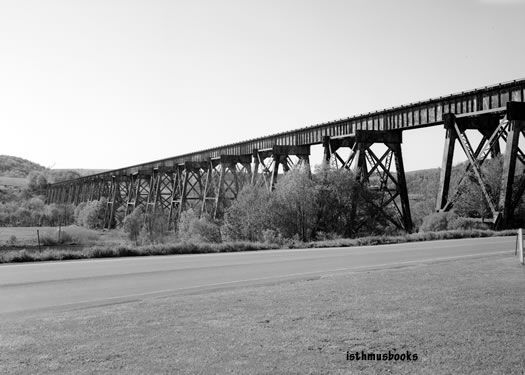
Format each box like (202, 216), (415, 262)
(436, 114), (457, 211)
(269, 154), (281, 191)
(251, 154), (259, 185)
(168, 168), (183, 226)
(389, 142), (413, 232)
(178, 167), (190, 217)
(507, 101), (525, 121)
(104, 177), (119, 229)
(355, 130), (402, 144)
(322, 136), (331, 165)
(498, 118), (524, 227)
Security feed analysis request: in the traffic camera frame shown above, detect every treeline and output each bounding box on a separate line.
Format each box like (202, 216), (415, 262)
(2, 155), (523, 242)
(0, 155), (100, 226)
(115, 167), (395, 245)
(0, 155), (85, 183)
(0, 198), (75, 227)
(117, 159), (524, 245)
(0, 155), (45, 178)
(0, 167), (82, 226)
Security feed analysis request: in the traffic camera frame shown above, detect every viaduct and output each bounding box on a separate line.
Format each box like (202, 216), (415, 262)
(46, 79), (525, 232)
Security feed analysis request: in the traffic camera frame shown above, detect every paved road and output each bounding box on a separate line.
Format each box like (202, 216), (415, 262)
(0, 236), (514, 314)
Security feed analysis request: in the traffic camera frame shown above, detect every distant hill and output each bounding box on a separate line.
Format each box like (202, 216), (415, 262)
(0, 155), (45, 178)
(406, 167), (440, 201)
(0, 155), (108, 186)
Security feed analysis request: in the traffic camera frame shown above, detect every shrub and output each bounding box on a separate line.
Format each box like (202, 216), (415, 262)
(40, 229), (73, 245)
(43, 204), (62, 226)
(312, 167), (358, 238)
(75, 199), (106, 229)
(314, 231), (341, 241)
(65, 225), (100, 244)
(222, 185), (271, 242)
(74, 202), (87, 224)
(27, 171), (48, 193)
(269, 168), (317, 241)
(123, 207), (144, 244)
(419, 211), (458, 232)
(447, 217), (490, 231)
(140, 210), (169, 244)
(7, 235), (17, 246)
(114, 206), (127, 228)
(178, 209), (222, 243)
(261, 228), (285, 246)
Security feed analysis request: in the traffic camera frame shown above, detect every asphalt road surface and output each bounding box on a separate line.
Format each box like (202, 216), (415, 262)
(0, 236), (514, 315)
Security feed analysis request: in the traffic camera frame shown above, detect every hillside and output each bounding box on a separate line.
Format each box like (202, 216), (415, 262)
(0, 155), (108, 186)
(0, 155), (45, 178)
(406, 167), (440, 200)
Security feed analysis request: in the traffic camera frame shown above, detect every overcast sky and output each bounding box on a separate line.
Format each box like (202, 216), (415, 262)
(1, 0), (524, 171)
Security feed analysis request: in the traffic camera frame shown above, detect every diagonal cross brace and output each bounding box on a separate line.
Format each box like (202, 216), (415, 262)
(453, 122), (499, 217)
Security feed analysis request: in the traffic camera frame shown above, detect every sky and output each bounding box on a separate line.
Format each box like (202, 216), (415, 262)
(1, 0), (524, 172)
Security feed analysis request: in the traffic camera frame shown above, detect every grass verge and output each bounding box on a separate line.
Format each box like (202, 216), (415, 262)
(0, 241), (280, 263)
(0, 228), (518, 264)
(0, 254), (523, 374)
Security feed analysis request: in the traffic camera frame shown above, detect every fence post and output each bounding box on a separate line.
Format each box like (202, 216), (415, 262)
(518, 228), (524, 265)
(37, 230), (41, 251)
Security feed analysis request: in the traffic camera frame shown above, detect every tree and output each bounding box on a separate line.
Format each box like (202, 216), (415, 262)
(27, 171), (47, 193)
(43, 204), (61, 226)
(268, 167), (317, 241)
(141, 209), (169, 244)
(178, 209), (222, 243)
(123, 207), (144, 244)
(420, 211), (458, 232)
(223, 185), (271, 241)
(76, 199), (107, 229)
(313, 166), (358, 238)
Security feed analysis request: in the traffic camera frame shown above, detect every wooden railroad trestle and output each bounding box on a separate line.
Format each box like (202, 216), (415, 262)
(98, 156), (256, 229)
(44, 95), (525, 231)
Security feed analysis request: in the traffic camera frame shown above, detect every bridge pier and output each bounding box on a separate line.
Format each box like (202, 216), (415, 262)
(323, 131), (413, 233)
(88, 178), (105, 202)
(201, 155), (252, 218)
(436, 102), (525, 227)
(124, 171), (152, 216)
(144, 168), (174, 217)
(104, 176), (128, 229)
(55, 186), (63, 204)
(252, 145), (310, 191)
(499, 102), (525, 227)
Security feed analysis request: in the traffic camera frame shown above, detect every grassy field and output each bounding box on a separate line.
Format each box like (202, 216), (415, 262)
(0, 253), (523, 374)
(0, 226), (126, 247)
(0, 226), (69, 243)
(0, 176), (26, 187)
